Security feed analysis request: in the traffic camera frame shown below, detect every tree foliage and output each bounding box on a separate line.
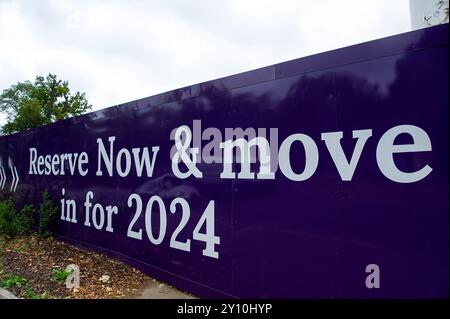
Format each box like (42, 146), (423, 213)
(0, 74), (91, 134)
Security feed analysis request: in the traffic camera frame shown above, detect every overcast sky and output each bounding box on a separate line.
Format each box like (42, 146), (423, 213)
(0, 0), (411, 124)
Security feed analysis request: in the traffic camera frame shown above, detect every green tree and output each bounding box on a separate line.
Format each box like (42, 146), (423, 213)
(0, 74), (92, 134)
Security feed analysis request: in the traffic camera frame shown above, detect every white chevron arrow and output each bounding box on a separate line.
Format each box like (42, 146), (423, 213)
(13, 166), (19, 192)
(0, 166), (5, 190)
(1, 166), (5, 190)
(9, 165), (19, 192)
(9, 166), (14, 192)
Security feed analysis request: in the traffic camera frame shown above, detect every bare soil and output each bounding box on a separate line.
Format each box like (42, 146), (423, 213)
(0, 234), (194, 299)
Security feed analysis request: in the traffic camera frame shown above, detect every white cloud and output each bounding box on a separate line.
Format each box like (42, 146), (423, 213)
(0, 0), (411, 125)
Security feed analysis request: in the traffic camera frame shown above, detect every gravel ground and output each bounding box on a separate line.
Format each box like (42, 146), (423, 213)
(0, 234), (194, 299)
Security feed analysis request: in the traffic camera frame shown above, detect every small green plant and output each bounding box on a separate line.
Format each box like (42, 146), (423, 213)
(0, 200), (35, 237)
(0, 199), (17, 237)
(0, 236), (5, 251)
(16, 204), (35, 235)
(39, 190), (58, 236)
(0, 274), (26, 288)
(52, 268), (73, 282)
(24, 283), (45, 299)
(12, 243), (29, 253)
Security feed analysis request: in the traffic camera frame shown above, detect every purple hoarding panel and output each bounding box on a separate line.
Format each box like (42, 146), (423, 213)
(0, 24), (448, 298)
